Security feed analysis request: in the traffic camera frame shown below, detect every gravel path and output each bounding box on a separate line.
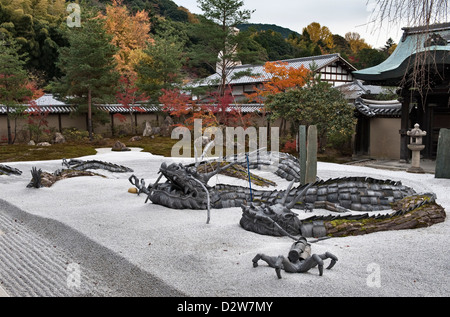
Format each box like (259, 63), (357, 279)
(0, 151), (449, 297)
(0, 198), (185, 297)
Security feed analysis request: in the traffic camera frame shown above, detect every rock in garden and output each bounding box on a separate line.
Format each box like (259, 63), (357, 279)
(129, 136), (142, 142)
(36, 142), (51, 147)
(152, 127), (161, 135)
(160, 116), (174, 137)
(111, 141), (131, 151)
(143, 121), (153, 137)
(53, 132), (66, 144)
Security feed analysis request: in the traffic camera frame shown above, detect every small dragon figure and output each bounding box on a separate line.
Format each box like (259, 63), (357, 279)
(252, 237), (338, 278)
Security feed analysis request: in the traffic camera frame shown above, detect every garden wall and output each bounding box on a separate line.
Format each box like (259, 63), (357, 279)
(369, 117), (401, 159)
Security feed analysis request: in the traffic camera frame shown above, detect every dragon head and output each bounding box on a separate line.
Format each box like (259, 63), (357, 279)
(240, 202), (302, 237)
(158, 162), (203, 196)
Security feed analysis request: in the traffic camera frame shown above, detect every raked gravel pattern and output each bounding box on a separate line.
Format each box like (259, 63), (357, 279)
(0, 210), (104, 297)
(0, 150), (449, 297)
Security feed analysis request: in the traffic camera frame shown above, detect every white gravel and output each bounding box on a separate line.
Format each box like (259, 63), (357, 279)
(0, 149), (449, 297)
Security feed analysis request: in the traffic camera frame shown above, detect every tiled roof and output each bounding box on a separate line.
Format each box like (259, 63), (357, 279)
(354, 97), (402, 117)
(353, 23), (450, 85)
(0, 105), (74, 114)
(35, 94), (67, 106)
(207, 103), (264, 113)
(335, 80), (389, 100)
(0, 94), (73, 114)
(96, 104), (161, 113)
(191, 53), (355, 87)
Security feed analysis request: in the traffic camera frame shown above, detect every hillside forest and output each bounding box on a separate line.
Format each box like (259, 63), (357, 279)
(0, 0), (396, 92)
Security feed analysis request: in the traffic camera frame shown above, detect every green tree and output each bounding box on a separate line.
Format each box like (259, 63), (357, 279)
(0, 38), (33, 144)
(353, 47), (387, 69)
(0, 0), (67, 83)
(266, 72), (356, 151)
(288, 29), (322, 57)
(51, 17), (119, 141)
(252, 29), (299, 60)
(190, 0), (254, 96)
(136, 29), (185, 101)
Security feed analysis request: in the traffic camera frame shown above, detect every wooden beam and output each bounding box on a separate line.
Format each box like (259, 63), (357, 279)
(399, 91), (411, 162)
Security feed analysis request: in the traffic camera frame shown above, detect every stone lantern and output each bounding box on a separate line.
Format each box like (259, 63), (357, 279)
(406, 123), (427, 173)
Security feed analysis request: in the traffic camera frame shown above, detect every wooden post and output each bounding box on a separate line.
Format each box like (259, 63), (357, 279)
(110, 113), (115, 137)
(58, 113), (62, 132)
(87, 88), (93, 141)
(399, 92), (410, 162)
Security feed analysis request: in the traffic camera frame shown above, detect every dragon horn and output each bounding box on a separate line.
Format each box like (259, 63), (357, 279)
(281, 179), (296, 206)
(286, 182), (314, 209)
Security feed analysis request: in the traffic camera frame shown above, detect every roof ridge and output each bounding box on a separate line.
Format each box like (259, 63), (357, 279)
(231, 53), (340, 70)
(402, 22), (450, 35)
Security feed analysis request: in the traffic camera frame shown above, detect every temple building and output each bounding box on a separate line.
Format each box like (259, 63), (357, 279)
(353, 23), (450, 161)
(191, 53), (357, 102)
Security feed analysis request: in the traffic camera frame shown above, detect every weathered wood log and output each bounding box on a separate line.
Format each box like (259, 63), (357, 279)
(323, 196), (446, 237)
(197, 161), (276, 187)
(28, 169), (106, 188)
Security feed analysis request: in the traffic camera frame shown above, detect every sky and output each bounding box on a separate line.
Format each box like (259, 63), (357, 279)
(172, 0), (404, 49)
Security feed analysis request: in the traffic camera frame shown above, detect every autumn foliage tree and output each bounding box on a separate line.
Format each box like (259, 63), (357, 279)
(158, 87), (255, 132)
(266, 72), (356, 152)
(345, 32), (372, 54)
(115, 74), (148, 134)
(158, 88), (217, 131)
(100, 0), (152, 75)
(247, 61), (310, 103)
(304, 22), (335, 51)
(26, 101), (50, 142)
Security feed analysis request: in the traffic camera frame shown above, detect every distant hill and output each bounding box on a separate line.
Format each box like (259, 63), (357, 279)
(237, 23), (300, 38)
(119, 1), (301, 37)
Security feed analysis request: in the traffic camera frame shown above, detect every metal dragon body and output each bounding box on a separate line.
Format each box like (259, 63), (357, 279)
(26, 159), (134, 188)
(129, 151), (446, 237)
(0, 164), (22, 176)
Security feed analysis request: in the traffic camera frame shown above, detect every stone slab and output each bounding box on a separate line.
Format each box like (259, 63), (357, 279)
(435, 128), (450, 179)
(298, 125), (307, 184)
(305, 125), (318, 184)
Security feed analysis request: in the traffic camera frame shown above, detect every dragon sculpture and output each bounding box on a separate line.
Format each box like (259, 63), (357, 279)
(27, 159), (134, 188)
(129, 151), (446, 238)
(252, 237), (338, 278)
(0, 164), (22, 176)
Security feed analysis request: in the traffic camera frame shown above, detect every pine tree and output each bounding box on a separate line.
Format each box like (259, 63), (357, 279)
(136, 29), (185, 101)
(51, 17), (119, 141)
(191, 0), (255, 96)
(0, 39), (33, 144)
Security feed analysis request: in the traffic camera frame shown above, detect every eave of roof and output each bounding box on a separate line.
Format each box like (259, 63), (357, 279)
(353, 23), (450, 85)
(354, 97), (402, 117)
(0, 105), (74, 114)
